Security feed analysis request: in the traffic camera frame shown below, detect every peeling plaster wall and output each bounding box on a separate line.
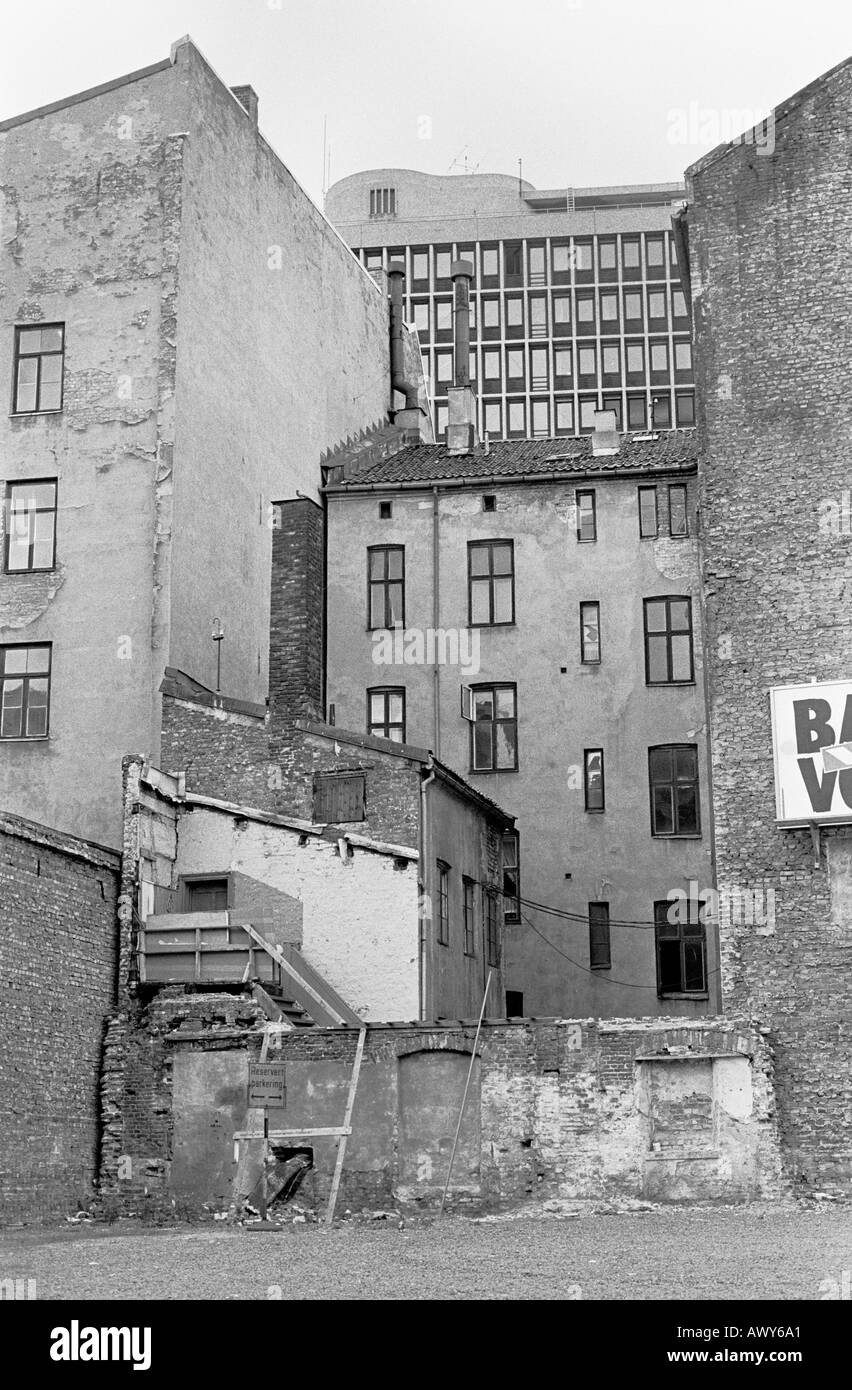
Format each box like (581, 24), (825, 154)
(327, 476), (716, 1017)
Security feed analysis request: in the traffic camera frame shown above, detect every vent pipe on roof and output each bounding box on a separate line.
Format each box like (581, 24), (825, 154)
(388, 261), (419, 410)
(447, 259), (478, 457)
(591, 408), (620, 457)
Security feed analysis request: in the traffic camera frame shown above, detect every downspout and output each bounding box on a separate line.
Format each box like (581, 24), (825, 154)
(419, 757), (437, 1020)
(432, 485), (441, 759)
(388, 261), (419, 410)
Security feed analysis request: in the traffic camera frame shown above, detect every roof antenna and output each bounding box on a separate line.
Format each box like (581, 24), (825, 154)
(518, 157), (523, 196)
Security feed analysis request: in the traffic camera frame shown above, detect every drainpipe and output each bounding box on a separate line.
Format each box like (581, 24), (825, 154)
(388, 261), (419, 410)
(419, 758), (437, 1020)
(432, 485), (441, 759)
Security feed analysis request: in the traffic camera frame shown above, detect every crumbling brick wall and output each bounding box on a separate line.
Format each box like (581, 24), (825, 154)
(0, 814), (120, 1223)
(687, 58), (852, 1193)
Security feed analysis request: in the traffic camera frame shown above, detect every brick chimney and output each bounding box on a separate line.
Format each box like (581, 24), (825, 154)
(446, 259), (478, 457)
(231, 85), (259, 126)
(269, 498), (325, 729)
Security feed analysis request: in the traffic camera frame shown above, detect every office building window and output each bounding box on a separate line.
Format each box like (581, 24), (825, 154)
(502, 831), (520, 923)
(600, 292), (618, 322)
(436, 404), (448, 438)
(627, 394), (647, 429)
(553, 295), (571, 325)
(0, 643), (51, 739)
(435, 351), (453, 384)
(483, 348), (501, 382)
(573, 240), (593, 272)
(650, 342), (669, 374)
(644, 596), (694, 683)
(554, 346), (572, 379)
(483, 298), (501, 329)
(649, 745), (700, 836)
(412, 301), (429, 334)
(529, 244), (546, 282)
(652, 394), (671, 428)
(529, 296), (547, 336)
(411, 250), (429, 281)
(552, 242), (572, 274)
(672, 288), (688, 319)
(506, 347), (524, 382)
(668, 484), (688, 537)
(576, 295), (595, 325)
(504, 243), (522, 277)
(654, 900), (707, 995)
(5, 480), (57, 572)
(602, 344), (620, 375)
(623, 238), (641, 268)
(646, 236), (665, 267)
(584, 749), (605, 812)
(482, 247), (499, 278)
(638, 486), (658, 539)
(626, 343), (645, 375)
(368, 545), (404, 629)
(437, 861), (450, 945)
(313, 772), (366, 823)
(470, 684), (518, 772)
(579, 398), (599, 431)
(555, 399), (574, 432)
(589, 902), (611, 970)
(675, 341), (693, 372)
(648, 288), (667, 321)
(506, 297), (524, 328)
(576, 489), (596, 542)
(484, 402), (502, 436)
(603, 393), (623, 429)
(580, 601), (601, 664)
(435, 249), (452, 279)
(368, 687), (405, 743)
(463, 876), (477, 955)
(624, 290), (643, 321)
(369, 187), (396, 217)
(434, 300), (452, 333)
(13, 325), (64, 413)
(508, 400), (525, 434)
(469, 540), (514, 626)
(599, 239), (617, 271)
(676, 391), (695, 426)
(578, 345), (596, 378)
(531, 400), (549, 436)
(531, 346), (548, 388)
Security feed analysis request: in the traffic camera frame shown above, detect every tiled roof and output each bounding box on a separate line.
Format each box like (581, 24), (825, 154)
(326, 430), (697, 488)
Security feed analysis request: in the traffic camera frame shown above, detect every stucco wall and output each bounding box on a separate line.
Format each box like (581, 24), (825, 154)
(326, 475), (715, 1018)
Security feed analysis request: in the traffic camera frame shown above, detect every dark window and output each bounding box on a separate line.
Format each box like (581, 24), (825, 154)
(185, 877), (229, 912)
(676, 391), (696, 427)
(580, 601), (601, 664)
(505, 989), (524, 1016)
(368, 545), (404, 629)
(313, 772), (366, 823)
(589, 902), (611, 970)
(368, 687), (405, 743)
(13, 325), (65, 413)
(638, 486), (658, 539)
(5, 479), (57, 572)
(669, 484), (688, 537)
(502, 831), (520, 922)
(437, 861), (450, 946)
(644, 596), (694, 684)
(627, 394), (647, 430)
(369, 187), (396, 217)
(584, 749), (605, 812)
(654, 899), (707, 995)
(485, 889), (500, 966)
(652, 394), (671, 428)
(463, 876), (476, 955)
(649, 745), (700, 837)
(0, 643), (51, 739)
(504, 242), (522, 278)
(482, 494), (496, 511)
(379, 500), (392, 520)
(471, 683), (518, 772)
(576, 489), (596, 542)
(469, 540), (514, 626)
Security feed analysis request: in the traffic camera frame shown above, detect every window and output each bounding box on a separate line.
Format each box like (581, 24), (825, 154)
(649, 745), (700, 837)
(369, 187), (396, 217)
(411, 250), (429, 281)
(0, 643), (51, 739)
(484, 402), (502, 436)
(482, 298), (500, 329)
(652, 394), (671, 428)
(435, 351), (453, 384)
(485, 889), (500, 966)
(578, 346), (596, 378)
(580, 398), (598, 432)
(379, 500), (392, 520)
(368, 687), (405, 742)
(368, 545), (404, 629)
(554, 347), (572, 379)
(576, 295), (595, 324)
(626, 343), (644, 375)
(584, 749), (605, 812)
(602, 344), (620, 376)
(675, 341), (693, 372)
(646, 236), (665, 267)
(469, 540), (514, 626)
(471, 684), (518, 772)
(185, 877), (229, 912)
(529, 244), (546, 282)
(624, 290), (643, 321)
(502, 831), (520, 922)
(599, 240), (617, 271)
(504, 243), (522, 277)
(313, 772), (366, 823)
(463, 877), (477, 955)
(676, 391), (695, 427)
(553, 295), (571, 325)
(483, 348), (501, 382)
(644, 596), (694, 684)
(627, 394), (647, 429)
(5, 480), (57, 572)
(600, 292), (618, 322)
(505, 989), (524, 1016)
(555, 399), (574, 432)
(580, 601), (601, 664)
(573, 241), (593, 272)
(603, 394), (623, 429)
(412, 302), (429, 334)
(552, 242), (571, 274)
(531, 400), (549, 436)
(482, 247), (499, 278)
(650, 342), (669, 374)
(508, 401), (525, 434)
(436, 300), (453, 333)
(576, 489), (596, 542)
(436, 404), (448, 439)
(638, 486), (658, 539)
(669, 484), (688, 537)
(13, 325), (65, 413)
(648, 289), (667, 321)
(589, 902), (611, 970)
(482, 494), (496, 512)
(506, 297), (524, 328)
(654, 899), (707, 995)
(529, 297), (547, 335)
(506, 347), (524, 381)
(435, 249), (452, 279)
(623, 238), (640, 269)
(672, 288), (688, 319)
(531, 346), (548, 388)
(437, 861), (450, 945)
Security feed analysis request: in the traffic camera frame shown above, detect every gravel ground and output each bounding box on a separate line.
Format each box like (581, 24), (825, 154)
(1, 1204), (850, 1300)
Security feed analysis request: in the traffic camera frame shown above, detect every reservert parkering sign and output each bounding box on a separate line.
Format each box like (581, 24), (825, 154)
(770, 679), (852, 824)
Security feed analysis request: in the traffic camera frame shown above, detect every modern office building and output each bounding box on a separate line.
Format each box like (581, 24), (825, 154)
(325, 168), (694, 442)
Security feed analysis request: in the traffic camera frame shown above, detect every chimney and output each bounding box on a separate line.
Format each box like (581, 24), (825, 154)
(388, 261), (428, 441)
(591, 409), (620, 457)
(446, 259), (478, 457)
(231, 85), (259, 126)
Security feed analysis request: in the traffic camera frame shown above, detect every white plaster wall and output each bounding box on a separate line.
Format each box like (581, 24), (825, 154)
(176, 808), (419, 1022)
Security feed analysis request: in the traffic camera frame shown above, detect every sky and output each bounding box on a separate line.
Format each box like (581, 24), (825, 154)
(1, 0), (850, 208)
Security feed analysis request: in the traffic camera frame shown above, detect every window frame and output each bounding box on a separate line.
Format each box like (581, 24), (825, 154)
(437, 860), (450, 946)
(575, 489), (597, 543)
(584, 748), (605, 813)
(648, 744), (701, 838)
(501, 830), (520, 923)
(589, 902), (611, 971)
(367, 686), (406, 743)
(12, 324), (65, 415)
(468, 539), (515, 628)
(313, 771), (366, 824)
(654, 899), (708, 997)
(367, 544), (405, 630)
(638, 485), (658, 539)
(463, 875), (477, 956)
(643, 595), (695, 685)
(484, 887), (500, 967)
(0, 642), (52, 741)
(579, 601), (601, 665)
(469, 682), (519, 774)
(4, 478), (58, 573)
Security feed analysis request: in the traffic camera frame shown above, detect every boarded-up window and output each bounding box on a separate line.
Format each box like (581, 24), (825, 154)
(313, 773), (366, 823)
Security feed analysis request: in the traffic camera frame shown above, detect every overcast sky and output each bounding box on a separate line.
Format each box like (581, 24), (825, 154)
(1, 0), (850, 207)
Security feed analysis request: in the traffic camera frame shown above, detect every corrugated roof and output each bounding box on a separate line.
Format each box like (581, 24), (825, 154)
(326, 430), (697, 488)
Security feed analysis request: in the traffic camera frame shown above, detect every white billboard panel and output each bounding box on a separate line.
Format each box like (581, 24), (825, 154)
(770, 679), (852, 825)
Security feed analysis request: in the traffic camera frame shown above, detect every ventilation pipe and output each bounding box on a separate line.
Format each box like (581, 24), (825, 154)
(447, 259), (478, 457)
(388, 261), (420, 411)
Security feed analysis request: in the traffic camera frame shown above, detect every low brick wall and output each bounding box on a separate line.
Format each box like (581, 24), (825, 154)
(0, 814), (120, 1223)
(99, 999), (786, 1213)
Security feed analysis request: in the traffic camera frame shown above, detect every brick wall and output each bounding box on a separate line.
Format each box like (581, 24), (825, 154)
(0, 814), (120, 1222)
(687, 58), (852, 1192)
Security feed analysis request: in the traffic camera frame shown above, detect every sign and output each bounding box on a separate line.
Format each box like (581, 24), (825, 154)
(770, 680), (852, 824)
(248, 1062), (287, 1107)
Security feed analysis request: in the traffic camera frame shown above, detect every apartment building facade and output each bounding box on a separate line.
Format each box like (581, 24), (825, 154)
(325, 168), (694, 443)
(324, 420), (717, 1018)
(0, 38), (411, 847)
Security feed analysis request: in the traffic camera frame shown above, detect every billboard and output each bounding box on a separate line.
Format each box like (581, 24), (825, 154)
(770, 679), (852, 825)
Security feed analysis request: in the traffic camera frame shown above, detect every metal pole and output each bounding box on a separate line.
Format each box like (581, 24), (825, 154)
(260, 1107), (268, 1222)
(439, 970), (491, 1217)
